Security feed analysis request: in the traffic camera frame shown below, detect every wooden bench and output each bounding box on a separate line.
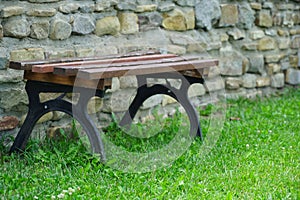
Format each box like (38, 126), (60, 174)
(9, 51), (218, 161)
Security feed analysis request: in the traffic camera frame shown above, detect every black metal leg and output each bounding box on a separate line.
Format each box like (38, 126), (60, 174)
(10, 81), (106, 161)
(119, 74), (203, 139)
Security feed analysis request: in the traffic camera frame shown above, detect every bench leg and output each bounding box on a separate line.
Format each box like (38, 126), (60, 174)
(10, 81), (106, 161)
(119, 75), (202, 139)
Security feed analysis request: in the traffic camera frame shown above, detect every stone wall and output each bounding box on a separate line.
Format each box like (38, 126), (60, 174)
(0, 0), (299, 133)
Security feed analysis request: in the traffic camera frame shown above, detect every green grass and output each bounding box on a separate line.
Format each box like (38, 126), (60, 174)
(0, 88), (299, 199)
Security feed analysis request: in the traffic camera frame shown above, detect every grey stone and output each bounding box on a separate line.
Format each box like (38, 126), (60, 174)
(267, 63), (281, 75)
(58, 3), (80, 14)
(278, 38), (290, 50)
(237, 3), (255, 30)
(262, 2), (274, 10)
(188, 83), (205, 97)
(248, 55), (266, 75)
(49, 19), (72, 40)
(138, 12), (162, 31)
(205, 77), (225, 92)
(219, 46), (247, 76)
(79, 3), (96, 13)
(242, 43), (258, 51)
(30, 21), (50, 39)
(3, 18), (30, 38)
(271, 73), (285, 88)
(141, 95), (163, 109)
(265, 54), (284, 63)
(195, 0), (221, 30)
(227, 28), (245, 40)
(116, 1), (137, 11)
(285, 68), (300, 85)
(0, 69), (23, 83)
(174, 0), (195, 7)
(103, 89), (136, 112)
(242, 73), (257, 89)
(0, 57), (8, 70)
(158, 2), (175, 12)
(119, 76), (138, 89)
(0, 85), (28, 111)
(265, 29), (277, 36)
(73, 15), (95, 35)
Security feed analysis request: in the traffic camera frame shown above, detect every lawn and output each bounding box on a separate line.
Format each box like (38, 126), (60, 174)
(0, 88), (299, 199)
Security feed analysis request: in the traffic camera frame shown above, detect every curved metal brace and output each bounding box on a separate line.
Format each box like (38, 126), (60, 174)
(119, 75), (202, 139)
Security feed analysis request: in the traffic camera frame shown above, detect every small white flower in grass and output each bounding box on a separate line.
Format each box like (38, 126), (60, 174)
(57, 193), (65, 199)
(268, 130), (272, 133)
(290, 146), (292, 149)
(257, 130), (260, 133)
(62, 190), (68, 194)
(68, 187), (75, 193)
(179, 180), (184, 186)
(246, 144), (250, 148)
(51, 195), (56, 199)
(281, 147), (285, 150)
(34, 196), (38, 199)
(77, 186), (81, 191)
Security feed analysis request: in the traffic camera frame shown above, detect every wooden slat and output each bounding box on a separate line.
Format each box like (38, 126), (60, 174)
(9, 50), (161, 70)
(24, 71), (112, 89)
(77, 59), (218, 80)
(31, 54), (177, 73)
(53, 56), (200, 76)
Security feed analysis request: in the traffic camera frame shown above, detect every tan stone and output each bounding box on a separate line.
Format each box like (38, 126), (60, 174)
(46, 49), (75, 59)
(162, 9), (187, 31)
(136, 4), (157, 13)
(2, 6), (24, 18)
(87, 97), (103, 114)
(291, 36), (300, 49)
(277, 29), (289, 37)
(162, 96), (177, 106)
(10, 48), (44, 61)
(183, 7), (195, 30)
(242, 43), (258, 51)
(258, 37), (277, 51)
(249, 30), (265, 40)
(289, 55), (299, 68)
(225, 77), (242, 90)
(75, 48), (94, 57)
(20, 112), (53, 125)
(118, 12), (139, 34)
(167, 45), (186, 55)
(95, 16), (120, 36)
(220, 33), (229, 42)
(188, 83), (206, 97)
(290, 29), (300, 35)
(256, 10), (273, 27)
(219, 4), (239, 26)
(26, 8), (57, 17)
(256, 77), (271, 87)
(250, 3), (262, 10)
(265, 54), (284, 63)
(267, 63), (281, 75)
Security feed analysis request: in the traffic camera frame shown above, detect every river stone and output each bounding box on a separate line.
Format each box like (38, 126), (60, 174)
(249, 30), (265, 40)
(225, 77), (243, 90)
(49, 19), (72, 40)
(278, 38), (290, 50)
(73, 15), (95, 35)
(188, 83), (205, 97)
(271, 73), (285, 88)
(291, 36), (300, 49)
(95, 16), (120, 36)
(195, 0), (221, 30)
(2, 6), (24, 18)
(30, 21), (50, 39)
(3, 18), (30, 38)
